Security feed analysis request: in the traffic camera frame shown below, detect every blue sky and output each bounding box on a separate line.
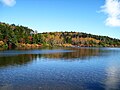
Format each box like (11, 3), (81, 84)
(0, 0), (120, 39)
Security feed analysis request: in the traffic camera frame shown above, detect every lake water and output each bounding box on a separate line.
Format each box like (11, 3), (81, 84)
(0, 47), (120, 90)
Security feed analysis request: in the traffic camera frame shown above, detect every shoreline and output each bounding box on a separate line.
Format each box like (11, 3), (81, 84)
(0, 43), (120, 51)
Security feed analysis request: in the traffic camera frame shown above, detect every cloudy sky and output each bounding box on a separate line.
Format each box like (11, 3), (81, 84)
(0, 0), (120, 38)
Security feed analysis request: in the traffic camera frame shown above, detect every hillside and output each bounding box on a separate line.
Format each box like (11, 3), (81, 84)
(41, 32), (120, 47)
(0, 22), (120, 49)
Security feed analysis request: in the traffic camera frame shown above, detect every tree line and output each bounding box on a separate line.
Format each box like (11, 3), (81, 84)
(0, 22), (120, 49)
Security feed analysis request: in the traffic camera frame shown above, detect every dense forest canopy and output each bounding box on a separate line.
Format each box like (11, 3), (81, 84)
(0, 22), (120, 49)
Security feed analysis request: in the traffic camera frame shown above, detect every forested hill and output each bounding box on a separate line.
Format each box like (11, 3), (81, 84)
(0, 22), (120, 49)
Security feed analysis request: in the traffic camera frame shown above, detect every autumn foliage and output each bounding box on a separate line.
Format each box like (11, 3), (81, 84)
(0, 22), (120, 49)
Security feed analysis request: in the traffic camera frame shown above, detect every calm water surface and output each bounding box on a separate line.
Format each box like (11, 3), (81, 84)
(0, 47), (120, 90)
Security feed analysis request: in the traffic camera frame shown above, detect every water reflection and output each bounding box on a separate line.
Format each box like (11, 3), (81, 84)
(0, 48), (120, 90)
(42, 48), (102, 60)
(0, 54), (39, 67)
(104, 56), (120, 90)
(0, 48), (104, 67)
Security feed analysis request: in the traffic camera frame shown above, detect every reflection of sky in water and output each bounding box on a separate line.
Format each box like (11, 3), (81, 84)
(0, 49), (74, 57)
(104, 53), (120, 90)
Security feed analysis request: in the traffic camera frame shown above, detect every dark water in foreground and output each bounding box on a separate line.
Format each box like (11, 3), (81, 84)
(0, 47), (120, 90)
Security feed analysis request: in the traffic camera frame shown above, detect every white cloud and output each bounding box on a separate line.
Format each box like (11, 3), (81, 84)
(101, 0), (120, 27)
(0, 0), (16, 7)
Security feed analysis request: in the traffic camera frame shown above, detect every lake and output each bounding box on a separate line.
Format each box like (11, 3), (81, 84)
(0, 47), (120, 90)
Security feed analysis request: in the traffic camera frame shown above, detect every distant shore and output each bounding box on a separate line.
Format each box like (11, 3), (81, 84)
(1, 23), (120, 50)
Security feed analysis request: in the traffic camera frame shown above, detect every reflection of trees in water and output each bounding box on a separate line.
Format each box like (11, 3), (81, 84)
(0, 54), (40, 67)
(0, 48), (104, 67)
(42, 48), (102, 60)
